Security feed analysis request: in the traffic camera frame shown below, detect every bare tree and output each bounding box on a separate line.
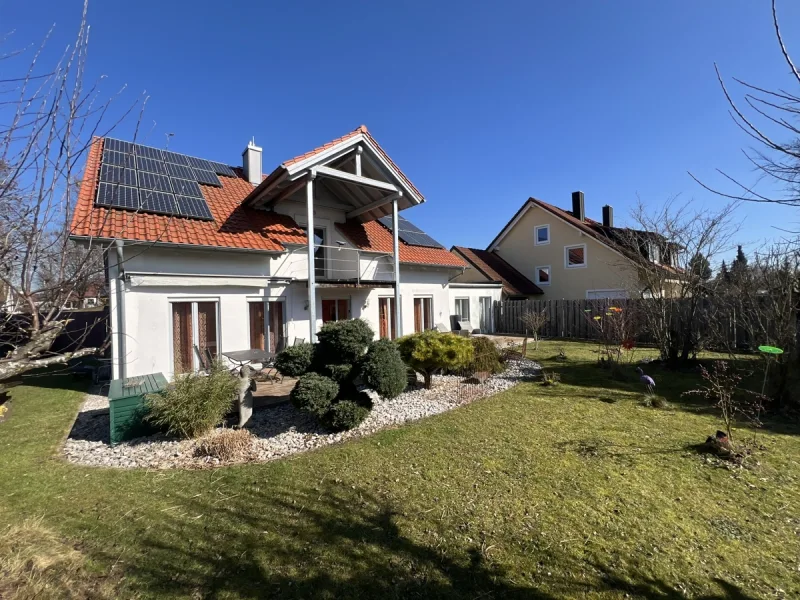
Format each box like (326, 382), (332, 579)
(690, 0), (800, 222)
(611, 197), (739, 365)
(519, 309), (547, 350)
(0, 1), (141, 383)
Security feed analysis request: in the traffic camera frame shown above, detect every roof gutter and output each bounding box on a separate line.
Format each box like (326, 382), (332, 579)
(69, 235), (286, 256)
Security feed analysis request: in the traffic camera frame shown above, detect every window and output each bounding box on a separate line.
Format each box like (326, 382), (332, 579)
(647, 241), (661, 264)
(249, 300), (286, 352)
(454, 298), (470, 321)
(535, 265), (551, 285)
(535, 224), (550, 245)
(171, 300), (219, 374)
(302, 226), (326, 278)
(413, 297), (433, 332)
(479, 296), (492, 333)
(322, 298), (349, 323)
(84, 297), (98, 307)
(565, 244), (587, 268)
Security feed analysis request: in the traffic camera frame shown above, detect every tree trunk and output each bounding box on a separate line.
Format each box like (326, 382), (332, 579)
(423, 371), (432, 389)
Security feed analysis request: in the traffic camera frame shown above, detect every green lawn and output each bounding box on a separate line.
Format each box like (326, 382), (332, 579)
(1, 340), (798, 599)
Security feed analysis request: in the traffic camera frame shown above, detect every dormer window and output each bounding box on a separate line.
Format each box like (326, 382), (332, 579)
(535, 225), (550, 245)
(647, 241), (661, 265)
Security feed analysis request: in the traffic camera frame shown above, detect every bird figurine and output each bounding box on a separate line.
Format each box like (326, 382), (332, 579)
(636, 367), (656, 395)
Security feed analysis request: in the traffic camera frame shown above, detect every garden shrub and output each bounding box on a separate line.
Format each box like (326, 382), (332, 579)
(327, 400), (369, 431)
(194, 428), (254, 461)
(290, 372), (339, 419)
(274, 343), (314, 377)
(323, 363), (354, 385)
(358, 338), (407, 399)
(397, 330), (474, 389)
(316, 318), (374, 363)
(146, 361), (238, 439)
(468, 336), (504, 375)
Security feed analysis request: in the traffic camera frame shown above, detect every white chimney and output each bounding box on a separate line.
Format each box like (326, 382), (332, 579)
(242, 138), (262, 185)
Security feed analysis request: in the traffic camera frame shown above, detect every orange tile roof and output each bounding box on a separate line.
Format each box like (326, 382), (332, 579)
(70, 132), (458, 268)
(70, 138), (306, 252)
(452, 246), (542, 296)
(337, 220), (466, 268)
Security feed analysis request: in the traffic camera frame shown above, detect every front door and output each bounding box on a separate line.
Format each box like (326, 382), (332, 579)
(378, 297), (396, 339)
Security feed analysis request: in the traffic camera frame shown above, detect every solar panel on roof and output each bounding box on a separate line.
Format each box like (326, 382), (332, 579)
(138, 171), (173, 192)
(132, 144), (163, 161)
(187, 156), (214, 171)
(99, 164), (138, 187)
(139, 189), (178, 215)
(193, 168), (222, 187)
(161, 150), (191, 166)
(103, 138), (134, 154)
(135, 156), (167, 175)
(377, 215), (444, 249)
(170, 178), (203, 198)
(208, 161), (236, 177)
(164, 163), (195, 180)
(175, 195), (214, 220)
(96, 182), (140, 210)
(103, 149), (136, 169)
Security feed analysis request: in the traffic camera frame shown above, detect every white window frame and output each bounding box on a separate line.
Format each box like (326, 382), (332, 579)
(535, 265), (551, 286)
(478, 295), (493, 333)
(322, 297), (351, 322)
(168, 297), (221, 376)
(564, 243), (587, 269)
(454, 297), (470, 321)
(534, 224), (550, 246)
(247, 296), (287, 352)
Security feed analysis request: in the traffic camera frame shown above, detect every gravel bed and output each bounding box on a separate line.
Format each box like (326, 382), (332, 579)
(63, 358), (541, 469)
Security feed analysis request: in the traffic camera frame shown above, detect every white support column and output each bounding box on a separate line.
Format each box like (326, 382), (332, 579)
(306, 172), (317, 343)
(392, 195), (402, 337)
(355, 145), (362, 176)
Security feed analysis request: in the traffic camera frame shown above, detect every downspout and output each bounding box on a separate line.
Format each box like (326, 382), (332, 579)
(114, 240), (127, 380)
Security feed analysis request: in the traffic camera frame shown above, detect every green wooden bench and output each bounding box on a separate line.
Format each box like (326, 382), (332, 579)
(108, 373), (168, 445)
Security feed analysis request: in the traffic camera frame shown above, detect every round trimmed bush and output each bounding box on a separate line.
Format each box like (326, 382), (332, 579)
(290, 373), (339, 418)
(358, 338), (407, 399)
(316, 318), (374, 363)
(323, 363), (353, 384)
(397, 331), (474, 389)
(274, 343), (314, 377)
(468, 336), (504, 375)
(327, 400), (369, 431)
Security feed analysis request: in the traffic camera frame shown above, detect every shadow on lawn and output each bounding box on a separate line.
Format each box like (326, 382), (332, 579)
(108, 483), (759, 600)
(532, 354), (800, 437)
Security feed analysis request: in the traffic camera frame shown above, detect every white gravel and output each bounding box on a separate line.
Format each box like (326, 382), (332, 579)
(63, 358), (541, 469)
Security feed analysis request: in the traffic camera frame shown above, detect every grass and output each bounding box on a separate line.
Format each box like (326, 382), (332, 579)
(0, 340), (798, 599)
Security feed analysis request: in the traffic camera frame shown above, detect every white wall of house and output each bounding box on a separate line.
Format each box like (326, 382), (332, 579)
(115, 244), (463, 379)
(448, 283), (504, 333)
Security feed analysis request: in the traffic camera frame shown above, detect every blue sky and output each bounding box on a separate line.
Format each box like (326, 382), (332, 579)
(4, 0), (799, 261)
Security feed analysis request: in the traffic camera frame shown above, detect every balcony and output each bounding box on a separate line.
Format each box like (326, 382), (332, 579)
(277, 244), (396, 287)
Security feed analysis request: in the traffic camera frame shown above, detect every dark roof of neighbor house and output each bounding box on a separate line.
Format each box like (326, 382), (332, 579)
(488, 197), (683, 275)
(70, 129), (464, 269)
(451, 246), (543, 296)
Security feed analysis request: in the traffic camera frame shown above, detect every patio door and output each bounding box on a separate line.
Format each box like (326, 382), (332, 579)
(413, 297), (432, 332)
(378, 297), (396, 339)
(479, 296), (492, 333)
(172, 300), (219, 375)
(322, 298), (349, 323)
(249, 300), (286, 352)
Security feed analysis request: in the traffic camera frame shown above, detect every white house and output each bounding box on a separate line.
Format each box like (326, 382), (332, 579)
(70, 125), (501, 380)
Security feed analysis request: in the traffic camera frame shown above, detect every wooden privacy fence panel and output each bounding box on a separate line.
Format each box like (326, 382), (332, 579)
(492, 298), (791, 349)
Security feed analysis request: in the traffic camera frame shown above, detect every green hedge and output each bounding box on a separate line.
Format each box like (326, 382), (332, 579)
(290, 373), (339, 419)
(274, 343), (314, 377)
(358, 338), (407, 399)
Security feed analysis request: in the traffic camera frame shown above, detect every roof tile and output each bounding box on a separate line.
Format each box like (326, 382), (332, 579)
(452, 246), (542, 296)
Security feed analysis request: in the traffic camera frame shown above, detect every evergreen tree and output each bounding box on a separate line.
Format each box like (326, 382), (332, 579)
(719, 260), (730, 282)
(689, 253), (713, 281)
(731, 245), (748, 280)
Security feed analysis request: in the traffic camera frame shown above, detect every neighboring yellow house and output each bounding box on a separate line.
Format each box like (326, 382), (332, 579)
(479, 192), (679, 300)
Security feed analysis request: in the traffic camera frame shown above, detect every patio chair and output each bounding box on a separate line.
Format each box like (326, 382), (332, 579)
(293, 337), (306, 346)
(457, 320), (474, 337)
(194, 345), (212, 373)
(435, 323), (450, 333)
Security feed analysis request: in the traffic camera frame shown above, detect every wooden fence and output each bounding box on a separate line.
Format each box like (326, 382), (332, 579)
(491, 298), (771, 349)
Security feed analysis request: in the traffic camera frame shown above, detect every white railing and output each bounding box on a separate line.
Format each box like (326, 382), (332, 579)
(281, 244), (396, 283)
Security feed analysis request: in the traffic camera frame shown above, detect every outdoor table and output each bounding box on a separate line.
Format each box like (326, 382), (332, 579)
(222, 349), (275, 368)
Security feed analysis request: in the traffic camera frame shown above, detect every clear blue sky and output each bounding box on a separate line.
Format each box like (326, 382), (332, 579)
(5, 0), (800, 261)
